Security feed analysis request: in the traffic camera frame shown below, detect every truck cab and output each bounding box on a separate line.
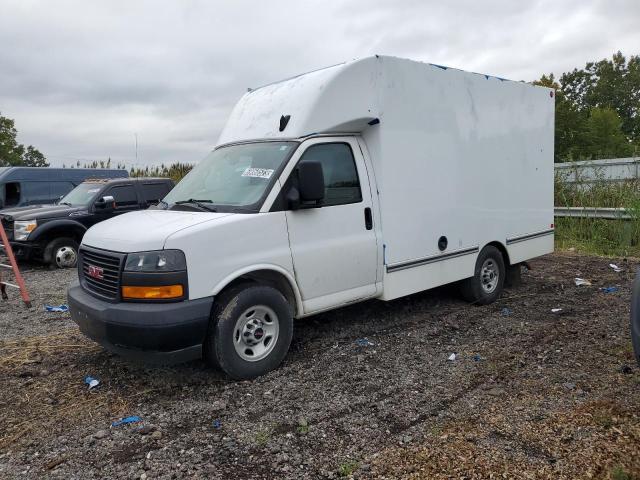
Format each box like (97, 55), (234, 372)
(1, 177), (173, 267)
(0, 167), (128, 209)
(68, 56), (554, 380)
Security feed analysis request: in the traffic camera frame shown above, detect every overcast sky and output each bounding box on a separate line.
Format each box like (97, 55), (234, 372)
(1, 0), (638, 168)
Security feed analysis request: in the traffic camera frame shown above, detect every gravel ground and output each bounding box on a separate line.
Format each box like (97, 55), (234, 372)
(0, 252), (638, 479)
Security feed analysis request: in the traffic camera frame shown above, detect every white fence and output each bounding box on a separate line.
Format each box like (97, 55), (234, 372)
(555, 157), (640, 183)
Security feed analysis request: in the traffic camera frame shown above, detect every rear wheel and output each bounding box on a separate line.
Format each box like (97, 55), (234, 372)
(204, 285), (293, 380)
(460, 245), (505, 305)
(44, 237), (79, 269)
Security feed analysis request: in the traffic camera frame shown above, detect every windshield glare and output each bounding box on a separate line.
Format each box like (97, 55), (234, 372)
(60, 183), (103, 206)
(163, 142), (297, 210)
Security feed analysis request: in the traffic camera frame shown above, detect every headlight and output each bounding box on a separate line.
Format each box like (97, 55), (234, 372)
(124, 250), (186, 272)
(14, 220), (37, 241)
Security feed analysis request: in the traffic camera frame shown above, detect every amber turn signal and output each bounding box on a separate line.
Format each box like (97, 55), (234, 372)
(122, 285), (184, 299)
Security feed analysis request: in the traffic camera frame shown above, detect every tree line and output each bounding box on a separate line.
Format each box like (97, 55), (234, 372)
(535, 51), (639, 162)
(0, 114), (48, 167)
(2, 51), (638, 172)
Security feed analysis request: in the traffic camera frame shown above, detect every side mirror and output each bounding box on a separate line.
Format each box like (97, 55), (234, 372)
(298, 161), (325, 202)
(287, 161), (325, 210)
(94, 195), (115, 212)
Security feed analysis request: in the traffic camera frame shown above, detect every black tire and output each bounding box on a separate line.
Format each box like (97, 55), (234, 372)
(44, 237), (79, 269)
(460, 245), (505, 305)
(204, 285), (293, 380)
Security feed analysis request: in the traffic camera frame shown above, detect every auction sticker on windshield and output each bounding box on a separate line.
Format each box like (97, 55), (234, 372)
(242, 167), (274, 179)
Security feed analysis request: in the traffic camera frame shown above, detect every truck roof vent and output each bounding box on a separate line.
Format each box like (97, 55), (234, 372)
(279, 115), (291, 132)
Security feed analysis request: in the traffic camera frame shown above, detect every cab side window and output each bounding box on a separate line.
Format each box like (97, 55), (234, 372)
(104, 185), (138, 209)
(4, 182), (21, 207)
(298, 143), (362, 207)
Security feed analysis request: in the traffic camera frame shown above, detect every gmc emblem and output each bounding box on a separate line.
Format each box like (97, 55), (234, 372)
(87, 265), (104, 280)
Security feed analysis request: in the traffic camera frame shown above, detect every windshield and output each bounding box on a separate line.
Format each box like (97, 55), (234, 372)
(59, 183), (103, 206)
(163, 141), (297, 211)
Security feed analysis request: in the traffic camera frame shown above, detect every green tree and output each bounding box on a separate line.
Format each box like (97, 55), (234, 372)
(561, 52), (640, 143)
(583, 107), (633, 159)
(0, 112), (48, 167)
(22, 145), (48, 167)
(536, 52), (640, 161)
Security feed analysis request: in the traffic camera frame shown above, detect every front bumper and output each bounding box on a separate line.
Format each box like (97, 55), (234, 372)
(68, 281), (213, 364)
(7, 241), (36, 259)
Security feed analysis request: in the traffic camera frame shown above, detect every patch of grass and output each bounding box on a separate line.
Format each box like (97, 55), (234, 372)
(555, 170), (640, 257)
(253, 427), (272, 446)
(612, 466), (633, 480)
(594, 412), (614, 429)
(337, 460), (360, 477)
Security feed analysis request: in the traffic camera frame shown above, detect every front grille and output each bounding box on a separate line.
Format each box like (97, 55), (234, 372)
(79, 247), (124, 300)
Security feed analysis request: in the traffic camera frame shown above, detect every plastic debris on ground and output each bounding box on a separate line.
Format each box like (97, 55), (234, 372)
(355, 338), (375, 347)
(44, 304), (69, 313)
(448, 353), (456, 361)
(473, 354), (482, 362)
(84, 376), (100, 390)
(500, 307), (512, 316)
(600, 286), (619, 294)
(213, 419), (222, 429)
(574, 278), (591, 286)
(111, 416), (142, 427)
(551, 308), (563, 313)
(609, 263), (623, 273)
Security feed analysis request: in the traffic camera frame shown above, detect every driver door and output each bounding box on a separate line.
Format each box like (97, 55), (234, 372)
(283, 137), (379, 313)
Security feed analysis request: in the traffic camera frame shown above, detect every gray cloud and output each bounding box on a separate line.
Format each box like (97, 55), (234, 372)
(1, 0), (638, 167)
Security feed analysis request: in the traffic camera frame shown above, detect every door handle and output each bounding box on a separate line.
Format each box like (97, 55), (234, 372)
(364, 207), (373, 230)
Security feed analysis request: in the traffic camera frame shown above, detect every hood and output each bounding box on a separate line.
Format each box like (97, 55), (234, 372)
(0, 204), (83, 221)
(81, 209), (234, 252)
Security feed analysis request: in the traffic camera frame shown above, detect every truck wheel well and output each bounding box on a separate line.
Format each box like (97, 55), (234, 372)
(40, 226), (85, 246)
(486, 241), (510, 266)
(220, 270), (298, 316)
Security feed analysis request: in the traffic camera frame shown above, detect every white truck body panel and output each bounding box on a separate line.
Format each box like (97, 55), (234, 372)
(82, 55), (553, 314)
(221, 56), (554, 301)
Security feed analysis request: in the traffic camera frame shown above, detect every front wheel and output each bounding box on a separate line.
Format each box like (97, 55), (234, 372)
(204, 285), (293, 380)
(44, 237), (79, 269)
(460, 245), (505, 305)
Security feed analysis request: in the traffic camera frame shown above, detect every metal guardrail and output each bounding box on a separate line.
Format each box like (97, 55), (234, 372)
(554, 206), (633, 220)
(555, 157), (640, 183)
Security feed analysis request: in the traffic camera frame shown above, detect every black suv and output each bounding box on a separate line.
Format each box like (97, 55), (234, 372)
(0, 177), (174, 268)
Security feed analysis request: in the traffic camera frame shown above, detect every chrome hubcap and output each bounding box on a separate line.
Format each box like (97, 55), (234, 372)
(233, 305), (279, 362)
(55, 246), (77, 268)
(480, 258), (499, 293)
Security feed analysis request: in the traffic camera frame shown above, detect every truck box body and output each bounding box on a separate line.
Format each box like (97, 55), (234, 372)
(219, 56), (555, 300)
(69, 56), (554, 376)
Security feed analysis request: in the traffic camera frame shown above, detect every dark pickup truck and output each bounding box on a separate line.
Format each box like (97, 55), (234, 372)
(0, 177), (173, 268)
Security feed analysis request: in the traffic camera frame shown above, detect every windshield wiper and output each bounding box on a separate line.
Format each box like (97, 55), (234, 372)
(172, 199), (217, 212)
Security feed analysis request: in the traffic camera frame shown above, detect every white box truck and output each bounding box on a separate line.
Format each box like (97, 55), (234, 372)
(68, 56), (554, 379)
